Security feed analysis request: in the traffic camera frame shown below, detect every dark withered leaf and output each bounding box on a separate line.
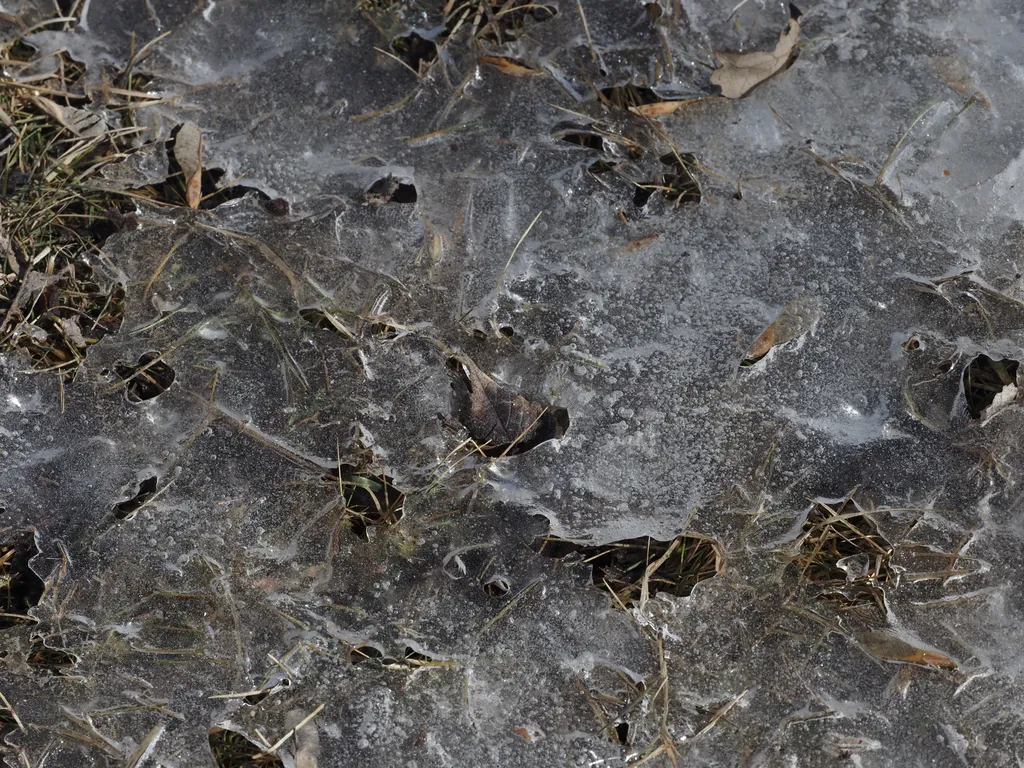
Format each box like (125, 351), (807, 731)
(448, 355), (568, 457)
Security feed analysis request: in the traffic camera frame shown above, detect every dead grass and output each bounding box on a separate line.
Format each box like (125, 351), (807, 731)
(208, 727), (283, 768)
(534, 534), (723, 607)
(788, 496), (894, 617)
(0, 25), (163, 377)
(0, 528), (44, 629)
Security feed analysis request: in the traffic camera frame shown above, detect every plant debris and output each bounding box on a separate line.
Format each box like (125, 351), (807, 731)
(0, 529), (44, 629)
(790, 497), (894, 613)
(483, 575), (511, 597)
(113, 475), (158, 520)
(208, 727), (283, 767)
(532, 534), (723, 606)
(115, 351), (176, 401)
(323, 465), (405, 540)
(391, 31), (437, 74)
(135, 127), (270, 210)
(27, 639), (78, 675)
(741, 298), (818, 366)
(599, 83), (678, 114)
(634, 153), (701, 208)
(171, 121), (203, 209)
(348, 643), (384, 664)
(710, 4), (802, 99)
(963, 354), (1019, 420)
(479, 55), (542, 77)
(448, 0), (557, 45)
(448, 355), (569, 458)
(363, 175), (417, 206)
(855, 630), (957, 669)
(0, 32), (164, 377)
(551, 121), (644, 167)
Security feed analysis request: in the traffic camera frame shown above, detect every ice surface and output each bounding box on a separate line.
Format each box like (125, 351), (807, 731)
(4, 0), (1024, 765)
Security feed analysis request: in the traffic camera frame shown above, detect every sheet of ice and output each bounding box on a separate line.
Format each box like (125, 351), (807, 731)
(4, 0), (1024, 765)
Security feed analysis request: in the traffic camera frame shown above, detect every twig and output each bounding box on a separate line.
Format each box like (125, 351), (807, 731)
(257, 703), (325, 756)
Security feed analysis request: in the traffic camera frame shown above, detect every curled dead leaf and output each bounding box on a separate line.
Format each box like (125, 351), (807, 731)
(173, 121), (203, 209)
(448, 355), (569, 458)
(479, 56), (541, 77)
(741, 298), (817, 366)
(711, 3), (802, 99)
(857, 630), (957, 669)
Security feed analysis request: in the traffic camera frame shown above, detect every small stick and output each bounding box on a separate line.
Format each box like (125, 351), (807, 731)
(257, 703), (325, 756)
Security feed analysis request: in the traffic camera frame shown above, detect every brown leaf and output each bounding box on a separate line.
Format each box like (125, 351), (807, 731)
(479, 56), (541, 77)
(613, 233), (660, 254)
(743, 323), (777, 364)
(627, 99), (702, 117)
(930, 55), (991, 108)
(711, 4), (802, 99)
(32, 98), (107, 137)
(741, 298), (817, 365)
(448, 355), (569, 457)
(857, 631), (957, 669)
(173, 121), (203, 209)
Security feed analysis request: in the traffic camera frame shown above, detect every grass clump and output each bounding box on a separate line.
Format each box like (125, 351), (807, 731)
(789, 496), (894, 616)
(0, 528), (45, 629)
(0, 23), (159, 377)
(208, 727), (283, 768)
(533, 534), (723, 606)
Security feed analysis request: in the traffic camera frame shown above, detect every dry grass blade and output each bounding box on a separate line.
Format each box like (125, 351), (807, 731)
(0, 689), (25, 732)
(494, 209), (543, 303)
(256, 703), (325, 757)
(478, 55), (542, 76)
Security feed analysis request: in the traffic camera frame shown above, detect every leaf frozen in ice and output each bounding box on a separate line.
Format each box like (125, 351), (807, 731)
(173, 121), (203, 209)
(711, 4), (802, 99)
(447, 355), (568, 457)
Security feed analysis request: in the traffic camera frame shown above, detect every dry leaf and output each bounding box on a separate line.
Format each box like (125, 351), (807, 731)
(741, 298), (817, 365)
(448, 355), (569, 457)
(479, 56), (541, 77)
(857, 631), (957, 669)
(930, 55), (991, 109)
(711, 4), (802, 99)
(743, 323), (777, 364)
(58, 316), (88, 348)
(613, 233), (660, 254)
(173, 121), (203, 209)
(628, 99), (701, 117)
